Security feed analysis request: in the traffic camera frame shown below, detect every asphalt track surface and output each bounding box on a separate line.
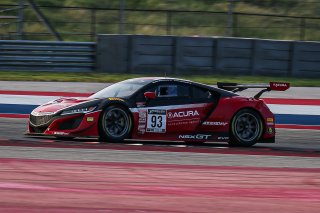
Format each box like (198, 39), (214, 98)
(0, 81), (320, 212)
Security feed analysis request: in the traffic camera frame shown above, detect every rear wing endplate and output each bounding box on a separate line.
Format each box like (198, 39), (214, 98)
(217, 82), (290, 99)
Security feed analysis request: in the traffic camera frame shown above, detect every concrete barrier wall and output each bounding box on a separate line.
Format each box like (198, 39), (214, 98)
(130, 35), (174, 74)
(292, 42), (320, 77)
(176, 37), (215, 74)
(0, 40), (95, 72)
(97, 34), (320, 77)
(1, 35), (318, 77)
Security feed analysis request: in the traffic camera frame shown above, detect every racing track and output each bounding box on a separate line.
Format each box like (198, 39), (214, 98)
(1, 117), (320, 151)
(0, 82), (319, 212)
(0, 118), (320, 212)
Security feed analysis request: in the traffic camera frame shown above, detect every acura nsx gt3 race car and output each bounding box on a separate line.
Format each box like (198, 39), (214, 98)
(27, 78), (289, 147)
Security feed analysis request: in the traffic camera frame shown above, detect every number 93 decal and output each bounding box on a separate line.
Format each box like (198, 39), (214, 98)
(146, 109), (166, 133)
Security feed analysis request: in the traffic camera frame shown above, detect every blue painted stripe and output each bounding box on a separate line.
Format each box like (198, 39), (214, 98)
(0, 104), (38, 114)
(275, 114), (320, 126)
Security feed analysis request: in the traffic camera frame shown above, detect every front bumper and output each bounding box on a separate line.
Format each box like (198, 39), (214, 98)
(259, 136), (275, 143)
(27, 110), (101, 137)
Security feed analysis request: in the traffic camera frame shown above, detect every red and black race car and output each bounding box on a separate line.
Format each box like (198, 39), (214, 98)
(27, 77), (289, 147)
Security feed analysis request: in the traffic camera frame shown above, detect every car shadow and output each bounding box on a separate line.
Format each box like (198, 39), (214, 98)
(23, 135), (320, 155)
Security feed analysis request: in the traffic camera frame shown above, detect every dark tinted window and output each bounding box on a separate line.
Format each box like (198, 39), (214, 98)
(135, 82), (191, 103)
(156, 84), (189, 97)
(192, 86), (213, 99)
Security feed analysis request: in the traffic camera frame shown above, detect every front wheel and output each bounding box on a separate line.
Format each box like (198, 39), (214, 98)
(229, 109), (263, 147)
(99, 105), (132, 143)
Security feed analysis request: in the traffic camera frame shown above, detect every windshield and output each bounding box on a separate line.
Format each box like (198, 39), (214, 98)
(89, 78), (152, 99)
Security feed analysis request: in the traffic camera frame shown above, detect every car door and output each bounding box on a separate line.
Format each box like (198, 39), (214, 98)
(132, 81), (216, 136)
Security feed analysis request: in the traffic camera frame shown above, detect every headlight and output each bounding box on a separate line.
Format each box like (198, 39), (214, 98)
(61, 106), (96, 115)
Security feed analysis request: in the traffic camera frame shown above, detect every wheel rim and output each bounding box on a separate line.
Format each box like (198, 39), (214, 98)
(103, 108), (130, 138)
(234, 113), (260, 142)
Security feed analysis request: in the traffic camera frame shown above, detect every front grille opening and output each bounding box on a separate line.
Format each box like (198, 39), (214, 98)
(30, 126), (47, 133)
(58, 116), (84, 130)
(30, 114), (54, 126)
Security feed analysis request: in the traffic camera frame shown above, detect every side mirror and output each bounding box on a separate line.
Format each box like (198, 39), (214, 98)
(144, 92), (156, 100)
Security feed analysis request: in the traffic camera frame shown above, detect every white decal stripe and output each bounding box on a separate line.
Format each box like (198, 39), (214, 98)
(267, 104), (320, 116)
(130, 103), (208, 112)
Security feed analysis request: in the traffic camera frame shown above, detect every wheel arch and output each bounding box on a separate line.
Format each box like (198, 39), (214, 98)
(230, 106), (266, 132)
(229, 107), (266, 146)
(98, 101), (134, 141)
(99, 100), (133, 120)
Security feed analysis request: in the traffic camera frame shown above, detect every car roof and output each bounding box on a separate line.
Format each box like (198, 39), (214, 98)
(129, 77), (236, 97)
(131, 77), (198, 84)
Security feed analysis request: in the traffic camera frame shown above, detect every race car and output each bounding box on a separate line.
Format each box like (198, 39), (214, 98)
(27, 77), (289, 147)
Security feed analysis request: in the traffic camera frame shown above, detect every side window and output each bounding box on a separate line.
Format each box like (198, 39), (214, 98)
(156, 84), (190, 98)
(192, 86), (213, 99)
(178, 84), (190, 97)
(158, 85), (177, 97)
(134, 83), (191, 105)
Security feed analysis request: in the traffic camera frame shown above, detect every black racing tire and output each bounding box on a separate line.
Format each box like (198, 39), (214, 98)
(228, 109), (263, 147)
(99, 105), (132, 143)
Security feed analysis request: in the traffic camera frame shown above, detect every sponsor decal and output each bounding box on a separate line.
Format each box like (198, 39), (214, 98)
(168, 120), (200, 126)
(87, 117), (94, 122)
(53, 132), (69, 135)
(202, 121), (228, 126)
(168, 110), (199, 119)
(218, 136), (229, 140)
(270, 82), (290, 91)
(267, 117), (274, 125)
(108, 98), (124, 101)
(136, 102), (146, 108)
(148, 109), (166, 114)
(138, 109), (147, 134)
(273, 83), (287, 87)
(268, 127), (274, 134)
(178, 134), (211, 140)
(272, 83), (287, 87)
(267, 118), (274, 122)
(146, 109), (167, 133)
(31, 111), (54, 116)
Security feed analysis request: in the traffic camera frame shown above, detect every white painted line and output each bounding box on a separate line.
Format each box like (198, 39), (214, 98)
(267, 104), (320, 115)
(0, 95), (57, 105)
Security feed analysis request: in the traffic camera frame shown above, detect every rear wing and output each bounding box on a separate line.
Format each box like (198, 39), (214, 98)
(217, 82), (290, 99)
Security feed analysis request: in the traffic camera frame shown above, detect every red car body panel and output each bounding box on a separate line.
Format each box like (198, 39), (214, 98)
(130, 103), (215, 141)
(32, 97), (92, 114)
(129, 96), (275, 142)
(28, 110), (102, 137)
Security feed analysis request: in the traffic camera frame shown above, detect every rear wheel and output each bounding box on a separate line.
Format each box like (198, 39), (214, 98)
(99, 105), (132, 142)
(229, 109), (263, 147)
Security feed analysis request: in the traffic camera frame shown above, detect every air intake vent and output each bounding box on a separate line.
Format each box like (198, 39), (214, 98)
(30, 114), (54, 126)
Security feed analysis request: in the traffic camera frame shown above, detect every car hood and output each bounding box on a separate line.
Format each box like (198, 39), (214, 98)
(32, 97), (95, 114)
